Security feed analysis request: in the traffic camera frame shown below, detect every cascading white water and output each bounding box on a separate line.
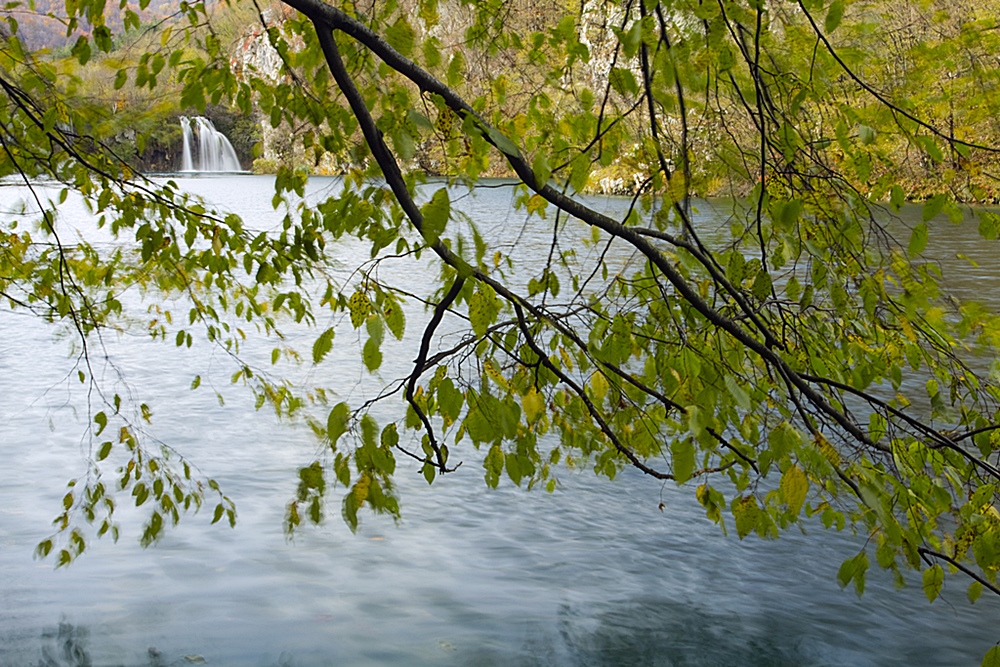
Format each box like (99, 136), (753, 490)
(179, 116), (194, 172)
(179, 115), (242, 172)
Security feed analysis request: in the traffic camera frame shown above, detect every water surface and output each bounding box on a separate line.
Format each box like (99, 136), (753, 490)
(0, 175), (997, 666)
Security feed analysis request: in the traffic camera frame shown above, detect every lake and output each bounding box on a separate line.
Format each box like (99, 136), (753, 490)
(0, 175), (997, 666)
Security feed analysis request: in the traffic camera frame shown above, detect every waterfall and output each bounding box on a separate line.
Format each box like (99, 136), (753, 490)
(179, 117), (194, 172)
(178, 116), (242, 172)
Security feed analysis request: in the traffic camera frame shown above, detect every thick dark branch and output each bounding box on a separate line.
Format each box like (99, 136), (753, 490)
(632, 225), (783, 350)
(293, 0), (884, 461)
(405, 277), (465, 472)
(313, 20), (466, 471)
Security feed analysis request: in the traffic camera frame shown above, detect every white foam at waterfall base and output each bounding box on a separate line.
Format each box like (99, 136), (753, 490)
(179, 116), (242, 172)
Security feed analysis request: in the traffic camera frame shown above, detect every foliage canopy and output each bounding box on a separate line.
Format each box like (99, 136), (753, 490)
(4, 0), (1000, 658)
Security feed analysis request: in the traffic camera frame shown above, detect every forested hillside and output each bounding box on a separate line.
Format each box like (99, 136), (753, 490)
(3, 0), (182, 50)
(6, 0), (1000, 200)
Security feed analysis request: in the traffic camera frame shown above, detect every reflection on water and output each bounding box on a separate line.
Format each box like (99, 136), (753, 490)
(454, 599), (814, 667)
(37, 623), (91, 667)
(1, 176), (999, 666)
(31, 621), (279, 667)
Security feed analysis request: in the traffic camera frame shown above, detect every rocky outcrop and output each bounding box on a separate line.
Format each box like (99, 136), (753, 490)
(231, 10), (306, 171)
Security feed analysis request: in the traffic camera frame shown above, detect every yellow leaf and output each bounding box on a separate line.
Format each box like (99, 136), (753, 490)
(521, 387), (545, 424)
(558, 346), (573, 371)
(348, 291), (372, 329)
(352, 473), (371, 506)
(484, 359), (509, 391)
(781, 464), (809, 515)
(733, 495), (760, 539)
(816, 433), (841, 466)
(526, 194), (548, 217)
(899, 316), (917, 342)
(589, 371), (609, 401)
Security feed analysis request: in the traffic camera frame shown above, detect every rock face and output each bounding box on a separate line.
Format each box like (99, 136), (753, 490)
(578, 0), (628, 91)
(231, 9), (305, 171)
(597, 173), (648, 196)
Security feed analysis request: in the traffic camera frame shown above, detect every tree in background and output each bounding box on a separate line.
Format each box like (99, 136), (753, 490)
(4, 0), (1000, 661)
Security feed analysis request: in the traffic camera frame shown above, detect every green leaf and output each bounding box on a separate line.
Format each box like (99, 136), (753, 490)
(922, 194), (946, 222)
(422, 461), (436, 484)
(93, 26), (112, 53)
(469, 286), (499, 338)
(982, 646), (1000, 667)
(968, 580), (983, 604)
(35, 539), (53, 559)
(505, 452), (523, 485)
(363, 337), (383, 372)
(825, 0), (845, 33)
(778, 200), (801, 230)
(979, 212), (1000, 240)
(751, 269), (772, 300)
(420, 188), (450, 245)
(393, 129), (416, 161)
(717, 45), (734, 71)
(837, 552), (869, 596)
(922, 563), (944, 602)
(438, 378), (464, 423)
(671, 438), (695, 484)
(889, 185), (905, 211)
(71, 36), (91, 65)
(569, 155), (592, 192)
(312, 328), (335, 364)
(486, 126), (520, 157)
(421, 34), (441, 66)
(447, 51), (465, 88)
(589, 371), (609, 402)
(724, 375), (751, 411)
(920, 136), (944, 163)
(608, 67), (639, 97)
(385, 17), (416, 57)
(360, 413), (379, 449)
(380, 422), (399, 449)
(483, 444), (504, 487)
(733, 495), (760, 539)
(94, 411), (107, 436)
(384, 301), (406, 340)
(868, 412), (887, 443)
(97, 441), (112, 461)
(532, 152), (552, 187)
(908, 223), (928, 257)
(366, 315), (384, 346)
(327, 402), (350, 446)
(134, 483), (149, 507)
